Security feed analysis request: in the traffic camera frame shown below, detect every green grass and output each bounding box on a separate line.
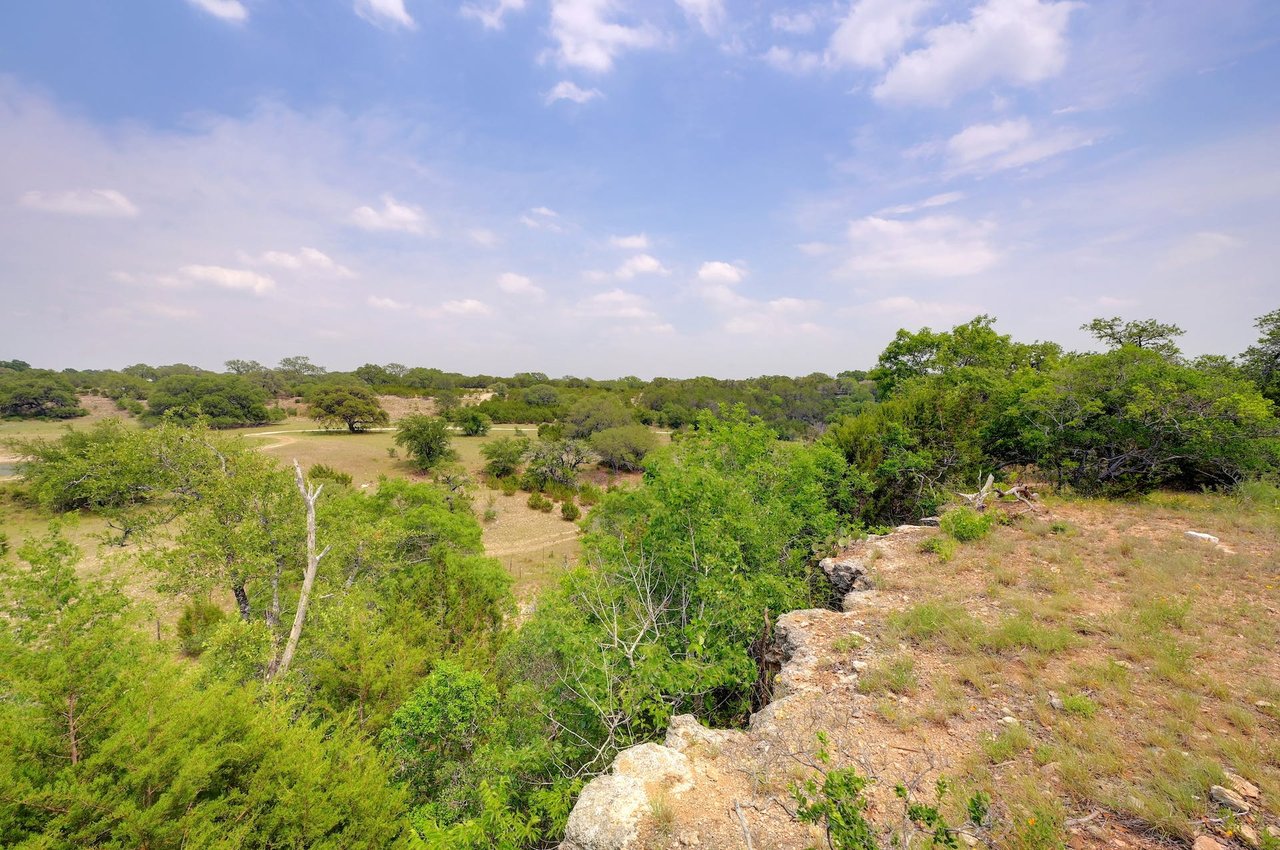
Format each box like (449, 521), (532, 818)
(857, 653), (917, 696)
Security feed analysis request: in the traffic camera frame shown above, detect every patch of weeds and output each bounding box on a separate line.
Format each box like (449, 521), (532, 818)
(832, 633), (865, 653)
(1136, 596), (1193, 632)
(1059, 693), (1098, 718)
(981, 724), (1033, 763)
(858, 654), (917, 696)
(649, 791), (676, 838)
(982, 616), (1074, 655)
(919, 535), (957, 562)
(1049, 520), (1074, 535)
(889, 601), (983, 648)
(1222, 703), (1257, 733)
(996, 776), (1065, 850)
(1111, 751), (1224, 840)
(941, 507), (995, 542)
(874, 699), (918, 732)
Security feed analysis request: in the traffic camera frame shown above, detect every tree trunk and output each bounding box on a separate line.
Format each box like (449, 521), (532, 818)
(233, 584), (250, 621)
(268, 460), (328, 682)
(66, 692), (80, 766)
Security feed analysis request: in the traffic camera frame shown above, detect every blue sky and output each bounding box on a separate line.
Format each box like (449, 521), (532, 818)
(2, 0), (1278, 377)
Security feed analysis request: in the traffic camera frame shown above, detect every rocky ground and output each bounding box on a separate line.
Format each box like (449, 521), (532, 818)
(560, 494), (1280, 850)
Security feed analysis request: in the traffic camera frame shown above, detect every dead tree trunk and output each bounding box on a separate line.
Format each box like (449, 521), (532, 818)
(268, 460), (329, 682)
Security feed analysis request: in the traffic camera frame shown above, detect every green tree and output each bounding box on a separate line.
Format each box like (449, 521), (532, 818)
(309, 384), (391, 432)
(522, 384), (560, 407)
(480, 436), (529, 479)
(0, 370), (86, 419)
(563, 395), (633, 438)
(1241, 308), (1280, 404)
(589, 424), (657, 471)
(453, 408), (493, 436)
(146, 373), (274, 427)
(396, 415), (457, 471)
(1083, 316), (1185, 358)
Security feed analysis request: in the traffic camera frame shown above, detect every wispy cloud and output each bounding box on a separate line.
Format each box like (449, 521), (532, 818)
(19, 188), (139, 218)
(697, 260), (745, 283)
(609, 233), (649, 249)
(945, 118), (1094, 172)
(350, 194), (431, 235)
(498, 271), (546, 297)
(844, 215), (999, 277)
(461, 0), (527, 30)
(826, 0), (929, 69)
(545, 81), (604, 105)
(256, 247), (354, 277)
(547, 0), (662, 73)
(355, 0), (416, 29)
(186, 0), (248, 23)
(615, 253), (669, 279)
(180, 264), (276, 295)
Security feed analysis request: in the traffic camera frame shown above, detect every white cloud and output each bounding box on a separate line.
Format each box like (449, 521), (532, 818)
(350, 194), (431, 235)
(722, 296), (822, 335)
(355, 0), (416, 29)
(186, 0), (248, 22)
(615, 253), (669, 279)
(545, 81), (604, 105)
(826, 0), (929, 69)
(497, 271), (546, 297)
(461, 0), (527, 30)
(697, 261), (746, 283)
(179, 264), (276, 295)
(547, 0), (662, 73)
(609, 233), (649, 249)
(946, 118), (1094, 172)
(763, 46), (821, 74)
(875, 0), (1079, 105)
(520, 206), (563, 231)
(368, 295), (411, 310)
(19, 188), (139, 218)
(771, 10), (818, 35)
(844, 215), (999, 277)
(878, 191), (964, 216)
(675, 0), (725, 35)
(258, 247), (354, 276)
(438, 298), (492, 316)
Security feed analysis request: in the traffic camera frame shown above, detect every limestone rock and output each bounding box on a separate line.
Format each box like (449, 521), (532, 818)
(613, 743), (694, 796)
(1209, 784), (1250, 813)
(819, 555), (873, 596)
(560, 775), (648, 850)
(1185, 531), (1220, 544)
(1224, 771), (1260, 800)
(1193, 836), (1225, 850)
(919, 516), (941, 527)
(1237, 824), (1260, 849)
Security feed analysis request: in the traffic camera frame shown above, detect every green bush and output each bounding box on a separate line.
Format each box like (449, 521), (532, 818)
(307, 463), (352, 487)
(499, 477), (518, 496)
(918, 535), (957, 561)
(176, 598), (227, 657)
(560, 501), (581, 521)
(940, 507), (994, 542)
(527, 492), (551, 512)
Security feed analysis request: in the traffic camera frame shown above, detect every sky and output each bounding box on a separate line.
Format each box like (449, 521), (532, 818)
(1, 0), (1278, 378)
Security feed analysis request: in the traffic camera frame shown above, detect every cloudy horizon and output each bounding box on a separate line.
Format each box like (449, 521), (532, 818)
(2, 1), (1278, 378)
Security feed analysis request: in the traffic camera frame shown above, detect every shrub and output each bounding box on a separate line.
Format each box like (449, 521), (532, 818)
(395, 414), (456, 472)
(561, 501), (581, 522)
(918, 535), (957, 562)
(577, 482), (603, 506)
(480, 436), (529, 479)
(941, 507), (994, 542)
(307, 463), (352, 487)
(176, 599), (227, 657)
(527, 492), (551, 512)
(499, 478), (518, 496)
(590, 424), (658, 472)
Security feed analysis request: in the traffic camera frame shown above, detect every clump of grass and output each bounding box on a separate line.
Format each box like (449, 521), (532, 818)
(307, 462), (352, 486)
(919, 535), (957, 561)
(982, 723), (1033, 763)
(857, 653), (917, 696)
(941, 507), (995, 542)
(649, 791), (676, 837)
(889, 600), (983, 649)
(1135, 596), (1193, 632)
(1060, 693), (1098, 718)
(831, 633), (865, 653)
(1049, 520), (1074, 535)
(982, 616), (1074, 655)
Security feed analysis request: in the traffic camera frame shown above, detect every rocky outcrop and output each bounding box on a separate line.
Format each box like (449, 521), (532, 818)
(556, 525), (934, 850)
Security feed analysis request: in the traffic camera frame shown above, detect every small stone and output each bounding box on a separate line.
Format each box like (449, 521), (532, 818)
(1255, 700), (1275, 709)
(1040, 761), (1061, 777)
(919, 516), (941, 527)
(1225, 771), (1261, 800)
(1193, 835), (1226, 850)
(1048, 693), (1065, 711)
(678, 831), (701, 846)
(1185, 531), (1220, 544)
(851, 660), (868, 671)
(1000, 716), (1017, 725)
(1237, 824), (1260, 849)
(1209, 784), (1250, 814)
